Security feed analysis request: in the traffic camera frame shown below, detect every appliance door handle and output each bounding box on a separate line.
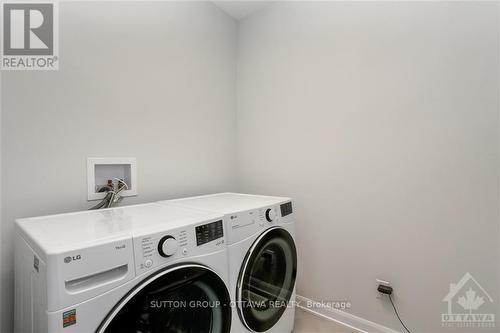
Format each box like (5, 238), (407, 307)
(65, 264), (128, 294)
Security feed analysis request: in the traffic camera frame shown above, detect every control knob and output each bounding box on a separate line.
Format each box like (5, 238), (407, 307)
(265, 208), (277, 222)
(158, 236), (178, 257)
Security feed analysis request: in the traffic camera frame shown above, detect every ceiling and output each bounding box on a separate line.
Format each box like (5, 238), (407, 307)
(212, 1), (272, 20)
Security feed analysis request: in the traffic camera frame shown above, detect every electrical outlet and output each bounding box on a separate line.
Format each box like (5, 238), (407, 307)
(376, 279), (391, 298)
(376, 279), (390, 286)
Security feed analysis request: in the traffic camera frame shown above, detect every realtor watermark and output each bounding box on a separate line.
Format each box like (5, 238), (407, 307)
(442, 272), (495, 329)
(148, 299), (351, 311)
(297, 299), (351, 311)
(1, 1), (58, 70)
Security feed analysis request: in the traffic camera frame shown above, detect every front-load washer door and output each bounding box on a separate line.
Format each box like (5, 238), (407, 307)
(236, 227), (297, 332)
(97, 264), (231, 333)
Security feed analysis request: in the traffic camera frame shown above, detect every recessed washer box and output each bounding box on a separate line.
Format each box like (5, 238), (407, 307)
(87, 157), (137, 201)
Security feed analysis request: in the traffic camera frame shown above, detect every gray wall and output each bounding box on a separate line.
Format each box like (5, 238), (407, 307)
(0, 2), (236, 331)
(236, 2), (499, 332)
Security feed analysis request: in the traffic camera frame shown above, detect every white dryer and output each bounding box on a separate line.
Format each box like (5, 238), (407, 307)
(159, 193), (297, 333)
(14, 203), (232, 333)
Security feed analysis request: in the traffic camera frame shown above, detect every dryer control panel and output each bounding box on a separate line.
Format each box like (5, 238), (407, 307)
(224, 201), (294, 245)
(133, 218), (226, 276)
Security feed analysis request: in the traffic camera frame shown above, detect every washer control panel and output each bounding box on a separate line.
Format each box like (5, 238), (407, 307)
(133, 218), (226, 276)
(195, 220), (223, 246)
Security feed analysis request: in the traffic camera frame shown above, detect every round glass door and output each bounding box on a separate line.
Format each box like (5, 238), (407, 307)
(98, 264), (231, 333)
(237, 227), (297, 332)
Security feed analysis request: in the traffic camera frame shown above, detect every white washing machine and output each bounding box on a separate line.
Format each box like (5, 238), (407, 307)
(159, 193), (297, 333)
(14, 203), (232, 333)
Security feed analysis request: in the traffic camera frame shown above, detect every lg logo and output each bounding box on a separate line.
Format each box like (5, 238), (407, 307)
(3, 3), (54, 55)
(64, 255), (82, 264)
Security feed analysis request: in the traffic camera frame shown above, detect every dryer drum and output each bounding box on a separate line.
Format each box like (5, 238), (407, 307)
(237, 227), (297, 332)
(97, 264), (232, 333)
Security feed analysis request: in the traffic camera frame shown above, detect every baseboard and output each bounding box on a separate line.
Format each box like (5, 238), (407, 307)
(295, 295), (400, 333)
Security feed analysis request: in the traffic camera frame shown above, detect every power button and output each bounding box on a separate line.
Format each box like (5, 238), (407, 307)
(145, 259), (153, 268)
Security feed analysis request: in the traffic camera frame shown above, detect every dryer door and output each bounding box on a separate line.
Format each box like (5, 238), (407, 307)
(236, 227), (297, 332)
(97, 264), (231, 333)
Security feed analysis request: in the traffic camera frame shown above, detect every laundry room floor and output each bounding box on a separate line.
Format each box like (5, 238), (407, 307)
(293, 309), (359, 333)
